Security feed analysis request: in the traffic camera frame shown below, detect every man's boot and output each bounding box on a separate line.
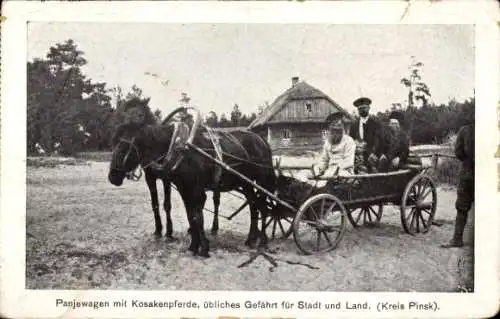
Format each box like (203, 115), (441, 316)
(440, 210), (467, 248)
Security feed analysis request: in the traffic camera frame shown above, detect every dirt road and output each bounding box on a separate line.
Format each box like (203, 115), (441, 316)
(26, 161), (473, 291)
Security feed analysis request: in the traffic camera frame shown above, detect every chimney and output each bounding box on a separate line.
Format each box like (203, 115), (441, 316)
(291, 76), (299, 87)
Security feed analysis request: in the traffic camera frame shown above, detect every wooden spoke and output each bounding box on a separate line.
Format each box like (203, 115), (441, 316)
(418, 179), (429, 197)
(406, 207), (416, 223)
(326, 202), (337, 214)
(415, 209), (420, 232)
(420, 187), (432, 201)
(265, 214), (293, 240)
(293, 194), (347, 255)
(322, 231), (333, 246)
(347, 205), (383, 228)
(316, 231), (321, 251)
(367, 209), (373, 223)
(309, 206), (320, 220)
(401, 175), (437, 235)
(419, 211), (427, 229)
(420, 207), (432, 214)
(354, 210), (363, 224)
(278, 219), (286, 235)
(264, 217), (273, 228)
(271, 219), (278, 238)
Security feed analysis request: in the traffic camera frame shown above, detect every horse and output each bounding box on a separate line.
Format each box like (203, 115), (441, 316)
(108, 125), (221, 241)
(108, 108), (277, 257)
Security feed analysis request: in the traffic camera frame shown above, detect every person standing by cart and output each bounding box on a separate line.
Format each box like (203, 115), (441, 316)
(441, 123), (475, 248)
(349, 97), (384, 173)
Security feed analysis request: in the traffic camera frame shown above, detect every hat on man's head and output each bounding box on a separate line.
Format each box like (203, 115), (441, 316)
(353, 97), (372, 108)
(388, 110), (405, 124)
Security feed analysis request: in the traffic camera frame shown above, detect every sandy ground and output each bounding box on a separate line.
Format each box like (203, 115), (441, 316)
(26, 161), (473, 291)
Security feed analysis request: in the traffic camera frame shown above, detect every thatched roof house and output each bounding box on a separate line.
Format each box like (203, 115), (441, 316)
(249, 77), (353, 148)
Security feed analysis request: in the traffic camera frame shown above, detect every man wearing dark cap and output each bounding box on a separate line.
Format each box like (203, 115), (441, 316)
(349, 97), (384, 173)
(307, 112), (356, 178)
(379, 110), (410, 171)
(441, 122), (475, 248)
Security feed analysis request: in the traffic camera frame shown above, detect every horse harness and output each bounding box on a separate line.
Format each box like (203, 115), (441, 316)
(113, 137), (143, 181)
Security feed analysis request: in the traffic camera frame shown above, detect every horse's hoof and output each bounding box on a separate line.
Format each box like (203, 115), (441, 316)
(266, 247), (278, 254)
(211, 229), (219, 236)
(154, 231), (162, 238)
(199, 251), (210, 258)
(258, 243), (269, 251)
(244, 240), (257, 249)
(165, 236), (177, 243)
(188, 244), (198, 253)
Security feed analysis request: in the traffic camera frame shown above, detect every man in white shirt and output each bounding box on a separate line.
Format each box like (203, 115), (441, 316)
(308, 113), (356, 179)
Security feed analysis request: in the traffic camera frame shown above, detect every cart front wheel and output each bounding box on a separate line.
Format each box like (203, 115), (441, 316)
(264, 199), (294, 240)
(264, 214), (293, 240)
(400, 174), (437, 235)
(347, 205), (383, 228)
(293, 194), (347, 255)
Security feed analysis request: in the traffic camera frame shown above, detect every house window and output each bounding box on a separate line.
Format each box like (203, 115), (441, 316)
(305, 102), (312, 112)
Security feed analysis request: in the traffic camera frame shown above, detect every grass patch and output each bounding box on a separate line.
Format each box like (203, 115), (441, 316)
(27, 157), (90, 168)
(432, 157), (460, 186)
(75, 151), (112, 162)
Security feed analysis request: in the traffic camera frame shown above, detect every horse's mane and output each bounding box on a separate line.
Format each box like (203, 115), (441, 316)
(111, 123), (144, 146)
(111, 122), (175, 148)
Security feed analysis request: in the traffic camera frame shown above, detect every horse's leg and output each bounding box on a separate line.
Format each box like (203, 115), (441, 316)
(179, 188), (202, 255)
(145, 172), (162, 237)
(256, 193), (269, 249)
(195, 192), (210, 258)
(161, 178), (175, 241)
(244, 189), (259, 249)
(211, 190), (220, 235)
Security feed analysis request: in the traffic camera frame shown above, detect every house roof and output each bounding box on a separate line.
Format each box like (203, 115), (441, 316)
(248, 80), (353, 129)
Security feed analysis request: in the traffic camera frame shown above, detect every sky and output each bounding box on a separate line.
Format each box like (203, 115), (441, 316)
(27, 23), (475, 117)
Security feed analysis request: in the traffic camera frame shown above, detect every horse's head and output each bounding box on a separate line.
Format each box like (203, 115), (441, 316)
(108, 123), (145, 186)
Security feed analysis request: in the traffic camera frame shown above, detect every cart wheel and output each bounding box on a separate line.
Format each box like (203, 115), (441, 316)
(263, 199), (293, 240)
(293, 194), (347, 255)
(264, 214), (293, 240)
(400, 174), (437, 235)
(347, 205), (383, 228)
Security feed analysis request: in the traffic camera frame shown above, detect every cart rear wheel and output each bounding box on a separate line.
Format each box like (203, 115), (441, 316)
(347, 205), (383, 228)
(293, 194), (347, 255)
(400, 174), (437, 235)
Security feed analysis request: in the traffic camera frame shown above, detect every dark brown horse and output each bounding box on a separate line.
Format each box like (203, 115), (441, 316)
(108, 111), (276, 257)
(108, 124), (221, 240)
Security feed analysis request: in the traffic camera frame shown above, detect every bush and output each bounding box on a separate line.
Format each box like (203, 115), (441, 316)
(432, 157), (461, 186)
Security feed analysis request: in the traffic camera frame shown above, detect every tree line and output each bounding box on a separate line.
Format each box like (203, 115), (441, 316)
(27, 39), (160, 155)
(27, 39), (258, 155)
(27, 39), (473, 156)
(205, 104), (258, 128)
(375, 97), (474, 145)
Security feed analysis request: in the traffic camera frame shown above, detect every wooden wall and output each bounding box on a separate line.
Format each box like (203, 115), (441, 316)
(252, 122), (352, 149)
(268, 98), (339, 123)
